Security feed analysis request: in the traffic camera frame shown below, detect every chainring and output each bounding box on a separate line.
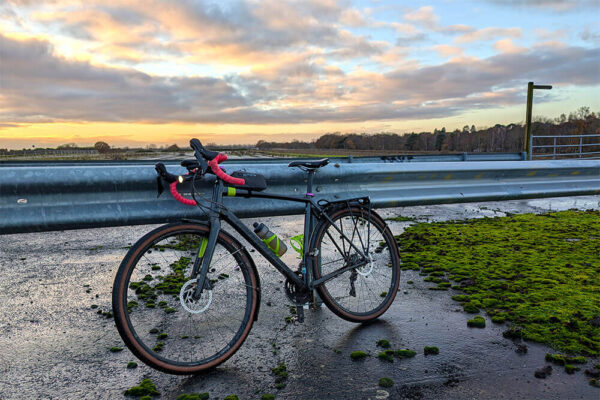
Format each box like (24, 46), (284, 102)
(284, 272), (311, 305)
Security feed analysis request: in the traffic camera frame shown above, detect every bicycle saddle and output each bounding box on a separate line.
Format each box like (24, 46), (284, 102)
(288, 158), (329, 169)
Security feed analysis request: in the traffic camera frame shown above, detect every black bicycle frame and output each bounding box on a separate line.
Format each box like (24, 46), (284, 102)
(191, 170), (369, 299)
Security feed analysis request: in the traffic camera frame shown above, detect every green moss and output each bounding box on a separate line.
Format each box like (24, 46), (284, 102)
(380, 291), (388, 297)
(451, 295), (470, 302)
(388, 215), (415, 222)
(149, 328), (159, 334)
(275, 383), (286, 389)
(394, 349), (417, 358)
(126, 361), (137, 369)
(463, 302), (479, 313)
(398, 210), (600, 356)
(109, 346), (123, 352)
(467, 316), (486, 328)
(378, 377), (394, 388)
(164, 307), (176, 314)
(378, 350), (394, 362)
(123, 378), (159, 396)
(406, 280), (414, 284)
(333, 348), (341, 354)
(139, 396), (152, 400)
(350, 351), (369, 360)
(157, 333), (168, 340)
(377, 339), (391, 348)
(424, 346), (439, 355)
(153, 342), (164, 352)
(271, 363), (287, 380)
(176, 394), (209, 400)
(590, 378), (600, 388)
(491, 315), (506, 324)
(223, 396), (239, 400)
(261, 395), (275, 400)
(565, 364), (581, 374)
(545, 353), (587, 365)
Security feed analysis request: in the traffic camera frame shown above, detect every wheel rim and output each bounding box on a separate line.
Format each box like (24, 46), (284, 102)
(316, 212), (398, 317)
(121, 230), (254, 368)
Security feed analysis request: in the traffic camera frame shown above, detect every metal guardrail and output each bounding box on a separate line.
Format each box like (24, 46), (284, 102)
(0, 151), (527, 166)
(532, 134), (600, 160)
(1, 159), (599, 235)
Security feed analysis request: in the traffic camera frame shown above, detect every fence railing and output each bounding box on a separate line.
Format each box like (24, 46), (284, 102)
(532, 134), (600, 160)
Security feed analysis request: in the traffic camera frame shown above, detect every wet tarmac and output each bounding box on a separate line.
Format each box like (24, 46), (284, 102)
(0, 196), (599, 399)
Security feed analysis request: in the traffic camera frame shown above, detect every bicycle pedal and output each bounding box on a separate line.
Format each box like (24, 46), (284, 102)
(295, 305), (305, 323)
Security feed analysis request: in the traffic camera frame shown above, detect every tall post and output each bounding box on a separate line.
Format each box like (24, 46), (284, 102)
(524, 82), (534, 160)
(524, 82), (552, 160)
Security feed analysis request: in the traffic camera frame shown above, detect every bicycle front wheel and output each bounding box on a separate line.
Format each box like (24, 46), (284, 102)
(312, 207), (400, 322)
(112, 223), (259, 374)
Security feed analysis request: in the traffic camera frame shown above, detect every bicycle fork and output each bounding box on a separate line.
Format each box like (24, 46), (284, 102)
(191, 181), (224, 300)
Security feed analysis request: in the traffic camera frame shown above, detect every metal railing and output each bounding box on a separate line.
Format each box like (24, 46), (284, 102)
(532, 134), (600, 160)
(1, 158), (599, 235)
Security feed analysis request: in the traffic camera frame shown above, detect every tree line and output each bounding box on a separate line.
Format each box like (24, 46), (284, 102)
(256, 107), (600, 154)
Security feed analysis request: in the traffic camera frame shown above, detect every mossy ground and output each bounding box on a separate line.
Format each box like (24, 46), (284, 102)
(398, 210), (600, 356)
(176, 394), (209, 400)
(123, 378), (159, 397)
(350, 351), (369, 360)
(378, 377), (394, 388)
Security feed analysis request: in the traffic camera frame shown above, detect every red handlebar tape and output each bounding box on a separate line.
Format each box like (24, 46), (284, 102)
(208, 153), (245, 186)
(169, 152), (244, 206)
(170, 181), (197, 206)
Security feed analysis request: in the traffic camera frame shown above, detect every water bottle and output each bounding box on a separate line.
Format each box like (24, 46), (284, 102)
(253, 222), (287, 257)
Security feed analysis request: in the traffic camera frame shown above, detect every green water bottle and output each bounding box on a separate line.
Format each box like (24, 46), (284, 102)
(253, 222), (287, 257)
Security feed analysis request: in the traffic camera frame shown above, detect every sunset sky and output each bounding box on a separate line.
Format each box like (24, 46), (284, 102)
(1, 0), (599, 149)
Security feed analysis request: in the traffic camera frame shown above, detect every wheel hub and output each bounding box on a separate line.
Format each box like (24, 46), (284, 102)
(179, 279), (212, 314)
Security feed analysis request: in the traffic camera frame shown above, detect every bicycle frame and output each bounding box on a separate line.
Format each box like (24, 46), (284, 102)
(189, 169), (371, 300)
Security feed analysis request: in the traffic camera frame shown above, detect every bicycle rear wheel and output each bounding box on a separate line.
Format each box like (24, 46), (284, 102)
(312, 207), (400, 322)
(112, 223), (259, 374)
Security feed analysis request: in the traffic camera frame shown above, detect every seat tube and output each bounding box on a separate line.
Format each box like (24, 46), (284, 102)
(303, 170), (322, 305)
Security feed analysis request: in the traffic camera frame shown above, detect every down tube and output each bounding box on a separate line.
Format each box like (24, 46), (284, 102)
(222, 208), (305, 288)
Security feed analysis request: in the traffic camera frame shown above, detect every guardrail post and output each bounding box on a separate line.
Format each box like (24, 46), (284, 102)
(553, 137), (557, 160)
(579, 137), (583, 158)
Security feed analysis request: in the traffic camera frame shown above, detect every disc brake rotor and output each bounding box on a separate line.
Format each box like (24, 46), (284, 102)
(179, 279), (212, 314)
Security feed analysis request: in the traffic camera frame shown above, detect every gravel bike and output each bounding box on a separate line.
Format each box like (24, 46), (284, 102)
(112, 139), (401, 374)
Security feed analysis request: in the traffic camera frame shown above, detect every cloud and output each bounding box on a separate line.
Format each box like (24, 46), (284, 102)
(484, 0), (600, 12)
(580, 28), (600, 44)
(0, 34), (247, 123)
(404, 6), (438, 29)
(432, 44), (464, 58)
(402, 6), (474, 35)
(3, 32), (599, 126)
(455, 27), (522, 43)
(494, 39), (526, 54)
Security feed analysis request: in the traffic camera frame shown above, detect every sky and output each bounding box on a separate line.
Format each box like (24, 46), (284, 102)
(0, 0), (599, 149)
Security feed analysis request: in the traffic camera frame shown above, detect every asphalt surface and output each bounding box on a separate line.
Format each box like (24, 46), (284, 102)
(1, 196), (599, 400)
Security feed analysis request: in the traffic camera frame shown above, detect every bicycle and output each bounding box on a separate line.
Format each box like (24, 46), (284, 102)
(112, 139), (401, 374)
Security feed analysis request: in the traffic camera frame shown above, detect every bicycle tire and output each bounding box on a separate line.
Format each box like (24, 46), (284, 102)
(311, 206), (400, 322)
(112, 222), (259, 374)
